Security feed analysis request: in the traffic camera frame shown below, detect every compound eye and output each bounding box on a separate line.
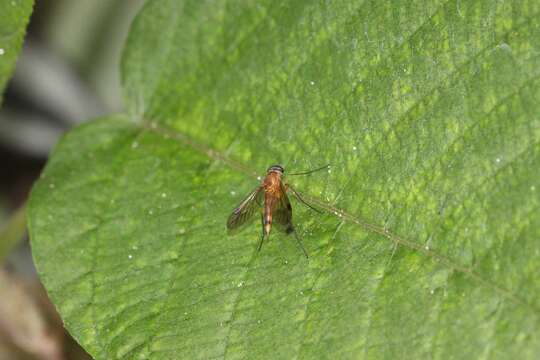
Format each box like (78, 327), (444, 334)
(268, 164), (284, 173)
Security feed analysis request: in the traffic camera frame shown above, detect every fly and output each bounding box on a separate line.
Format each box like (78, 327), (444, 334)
(226, 164), (329, 258)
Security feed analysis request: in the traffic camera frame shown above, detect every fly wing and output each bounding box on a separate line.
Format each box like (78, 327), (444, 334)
(274, 184), (309, 257)
(227, 186), (263, 231)
(273, 185), (294, 234)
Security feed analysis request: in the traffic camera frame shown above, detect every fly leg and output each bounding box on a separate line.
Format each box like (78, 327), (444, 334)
(257, 214), (266, 252)
(286, 184), (322, 214)
(290, 226), (309, 258)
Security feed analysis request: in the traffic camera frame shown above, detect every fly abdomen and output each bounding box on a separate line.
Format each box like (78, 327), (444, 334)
(263, 198), (273, 236)
(263, 213), (272, 235)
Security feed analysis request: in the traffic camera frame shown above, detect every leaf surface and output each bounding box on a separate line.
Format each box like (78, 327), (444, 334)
(29, 0), (540, 358)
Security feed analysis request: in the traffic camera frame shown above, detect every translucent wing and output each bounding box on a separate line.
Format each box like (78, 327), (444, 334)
(273, 185), (294, 234)
(274, 184), (309, 258)
(227, 186), (263, 230)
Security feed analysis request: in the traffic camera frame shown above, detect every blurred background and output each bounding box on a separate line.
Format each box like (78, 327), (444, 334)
(0, 1), (144, 358)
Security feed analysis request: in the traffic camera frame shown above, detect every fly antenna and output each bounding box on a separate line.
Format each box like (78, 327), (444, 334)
(288, 164), (330, 176)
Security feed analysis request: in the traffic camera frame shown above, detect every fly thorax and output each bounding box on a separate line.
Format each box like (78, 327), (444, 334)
(263, 174), (282, 196)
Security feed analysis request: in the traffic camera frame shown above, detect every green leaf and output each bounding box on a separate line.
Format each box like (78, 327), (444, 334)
(29, 0), (540, 358)
(0, 0), (33, 101)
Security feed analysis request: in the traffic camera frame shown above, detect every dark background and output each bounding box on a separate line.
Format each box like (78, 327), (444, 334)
(1, 1), (143, 359)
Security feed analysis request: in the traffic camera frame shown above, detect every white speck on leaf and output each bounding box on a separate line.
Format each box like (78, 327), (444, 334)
(352, 146), (357, 151)
(0, 49), (4, 55)
(161, 192), (167, 198)
(495, 157), (501, 163)
(131, 141), (138, 149)
(310, 81), (315, 85)
(148, 210), (153, 215)
(230, 190), (236, 196)
(497, 42), (512, 53)
(237, 281), (244, 288)
(128, 254), (133, 259)
(531, 185), (536, 191)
